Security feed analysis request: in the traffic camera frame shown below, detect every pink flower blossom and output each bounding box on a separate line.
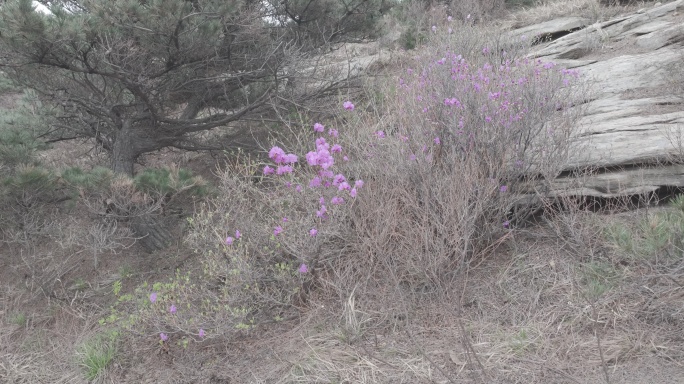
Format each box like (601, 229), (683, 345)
(343, 101), (355, 111)
(437, 58), (446, 65)
(282, 217), (288, 223)
(225, 236), (234, 245)
(198, 329), (206, 338)
(500, 185), (508, 193)
(283, 154), (298, 164)
(333, 174), (346, 186)
(319, 197), (326, 205)
(160, 333), (169, 342)
(329, 128), (339, 137)
(434, 137), (441, 145)
(375, 130), (386, 139)
(273, 226), (283, 236)
(306, 151), (318, 166)
(350, 188), (357, 198)
(235, 230), (241, 239)
(276, 165), (293, 175)
(298, 264), (309, 273)
(319, 170), (334, 179)
(269, 146), (286, 163)
(313, 123), (325, 132)
(331, 196), (345, 205)
(338, 181), (351, 191)
(503, 221), (510, 228)
(309, 228), (318, 237)
(169, 304), (177, 314)
(263, 165), (275, 175)
(316, 137), (329, 149)
(150, 292), (157, 303)
(444, 97), (460, 107)
(295, 185), (303, 192)
(316, 205), (327, 218)
(309, 177), (322, 188)
(354, 180), (364, 189)
(331, 144), (342, 153)
(343, 156), (349, 162)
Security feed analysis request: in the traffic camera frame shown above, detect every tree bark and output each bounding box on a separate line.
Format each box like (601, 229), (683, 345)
(110, 123), (138, 176)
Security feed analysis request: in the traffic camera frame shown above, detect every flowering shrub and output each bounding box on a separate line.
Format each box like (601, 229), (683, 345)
(116, 17), (587, 346)
(331, 17), (586, 292)
(116, 103), (365, 344)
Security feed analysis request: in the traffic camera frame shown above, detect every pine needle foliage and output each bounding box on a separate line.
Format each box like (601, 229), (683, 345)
(0, 0), (388, 175)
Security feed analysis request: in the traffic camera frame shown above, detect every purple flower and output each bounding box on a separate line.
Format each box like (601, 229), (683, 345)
(375, 130), (385, 139)
(269, 146), (286, 163)
(160, 333), (169, 342)
(282, 217), (288, 223)
(283, 153), (298, 164)
(316, 137), (329, 149)
(309, 228), (318, 237)
(444, 97), (461, 107)
(329, 128), (339, 138)
(314, 123), (325, 132)
(409, 154), (417, 161)
(354, 180), (364, 189)
(500, 185), (508, 193)
(273, 226), (283, 236)
(298, 264), (309, 274)
(225, 236), (234, 245)
(343, 156), (349, 162)
(276, 165), (293, 175)
(333, 174), (346, 186)
(447, 15), (453, 22)
(319, 197), (326, 205)
(316, 205), (327, 218)
(263, 165), (275, 175)
(198, 329), (206, 338)
(295, 185), (303, 193)
(331, 196), (345, 205)
(434, 137), (441, 145)
(169, 304), (177, 314)
(309, 177), (322, 188)
(150, 292), (157, 303)
(350, 188), (357, 198)
(235, 230), (241, 239)
(503, 221), (510, 228)
(338, 181), (351, 191)
(437, 58), (446, 65)
(331, 144), (342, 153)
(306, 151), (318, 166)
(343, 101), (355, 111)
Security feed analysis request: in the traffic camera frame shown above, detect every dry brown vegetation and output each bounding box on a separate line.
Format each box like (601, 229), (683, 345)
(2, 1), (684, 383)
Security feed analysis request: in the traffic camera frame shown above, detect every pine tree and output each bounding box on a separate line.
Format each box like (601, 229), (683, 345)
(0, 0), (387, 175)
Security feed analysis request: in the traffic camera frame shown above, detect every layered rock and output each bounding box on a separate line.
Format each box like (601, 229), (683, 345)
(511, 0), (684, 198)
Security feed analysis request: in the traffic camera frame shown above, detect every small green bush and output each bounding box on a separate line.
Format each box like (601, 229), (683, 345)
(134, 167), (211, 197)
(77, 331), (119, 381)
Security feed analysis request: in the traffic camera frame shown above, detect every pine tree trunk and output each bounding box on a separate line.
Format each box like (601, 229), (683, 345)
(111, 124), (137, 176)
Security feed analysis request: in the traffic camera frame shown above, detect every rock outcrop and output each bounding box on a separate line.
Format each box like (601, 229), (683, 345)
(512, 0), (684, 198)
